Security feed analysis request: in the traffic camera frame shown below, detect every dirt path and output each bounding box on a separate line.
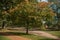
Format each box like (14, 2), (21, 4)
(30, 31), (60, 39)
(5, 36), (31, 40)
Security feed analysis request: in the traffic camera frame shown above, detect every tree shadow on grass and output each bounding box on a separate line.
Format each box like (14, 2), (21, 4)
(0, 32), (31, 36)
(0, 32), (59, 40)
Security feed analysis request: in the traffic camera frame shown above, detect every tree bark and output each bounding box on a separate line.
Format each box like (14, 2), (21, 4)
(26, 20), (29, 34)
(26, 25), (29, 34)
(2, 21), (5, 29)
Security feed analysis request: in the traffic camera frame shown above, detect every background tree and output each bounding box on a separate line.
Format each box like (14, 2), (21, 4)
(37, 2), (55, 30)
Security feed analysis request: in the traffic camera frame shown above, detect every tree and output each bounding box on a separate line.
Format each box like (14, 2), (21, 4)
(0, 0), (26, 29)
(17, 2), (38, 34)
(0, 0), (56, 33)
(37, 2), (55, 30)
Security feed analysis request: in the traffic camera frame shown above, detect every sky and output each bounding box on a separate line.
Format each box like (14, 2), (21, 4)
(38, 0), (48, 2)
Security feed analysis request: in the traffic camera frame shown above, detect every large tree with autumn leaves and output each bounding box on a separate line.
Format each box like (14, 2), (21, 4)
(0, 0), (56, 34)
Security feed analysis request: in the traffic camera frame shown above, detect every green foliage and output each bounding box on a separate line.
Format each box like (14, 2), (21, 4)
(0, 0), (55, 30)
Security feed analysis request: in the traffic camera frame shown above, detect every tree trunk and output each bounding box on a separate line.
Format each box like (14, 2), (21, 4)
(2, 21), (5, 29)
(26, 25), (29, 34)
(26, 20), (29, 34)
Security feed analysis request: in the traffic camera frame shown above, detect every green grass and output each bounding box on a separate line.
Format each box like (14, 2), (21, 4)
(5, 32), (55, 40)
(21, 34), (55, 40)
(0, 35), (10, 40)
(0, 31), (57, 40)
(45, 31), (60, 37)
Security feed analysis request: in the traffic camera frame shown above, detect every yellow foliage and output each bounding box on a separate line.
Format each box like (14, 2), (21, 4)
(38, 2), (49, 8)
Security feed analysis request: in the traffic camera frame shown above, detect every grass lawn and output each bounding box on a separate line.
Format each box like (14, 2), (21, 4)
(6, 32), (55, 40)
(0, 29), (57, 40)
(0, 35), (10, 40)
(21, 34), (55, 40)
(45, 31), (60, 38)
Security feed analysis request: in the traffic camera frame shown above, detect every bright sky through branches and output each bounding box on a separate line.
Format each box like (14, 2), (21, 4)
(38, 0), (48, 2)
